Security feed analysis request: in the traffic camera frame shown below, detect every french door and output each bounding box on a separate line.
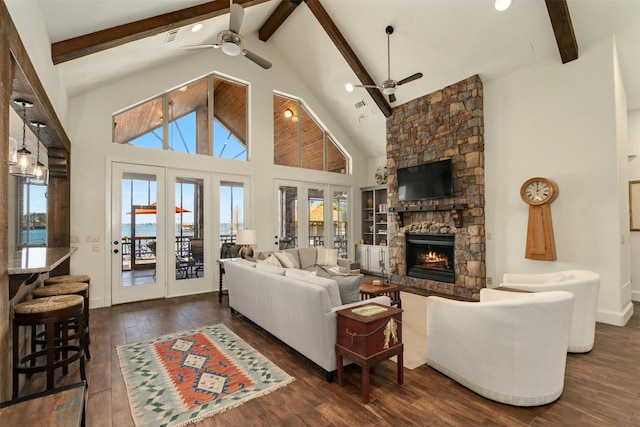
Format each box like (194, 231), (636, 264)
(111, 163), (166, 304)
(274, 180), (350, 257)
(111, 164), (214, 304)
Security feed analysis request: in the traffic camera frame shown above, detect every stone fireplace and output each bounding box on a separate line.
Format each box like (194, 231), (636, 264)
(386, 75), (485, 300)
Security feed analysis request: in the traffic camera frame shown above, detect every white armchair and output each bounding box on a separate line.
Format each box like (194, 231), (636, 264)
(426, 289), (575, 406)
(501, 270), (600, 353)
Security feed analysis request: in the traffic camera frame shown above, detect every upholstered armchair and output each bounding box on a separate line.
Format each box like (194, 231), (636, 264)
(501, 270), (600, 353)
(426, 289), (575, 406)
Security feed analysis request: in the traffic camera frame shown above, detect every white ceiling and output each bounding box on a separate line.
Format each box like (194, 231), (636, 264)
(33, 0), (640, 159)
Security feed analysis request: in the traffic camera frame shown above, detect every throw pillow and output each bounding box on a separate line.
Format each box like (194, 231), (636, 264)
(274, 251), (300, 269)
(256, 254), (282, 267)
(316, 264), (362, 304)
(316, 247), (338, 266)
(255, 262), (287, 275)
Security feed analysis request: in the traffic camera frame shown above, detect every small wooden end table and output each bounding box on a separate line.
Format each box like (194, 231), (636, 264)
(335, 303), (403, 403)
(359, 279), (402, 308)
(0, 381), (86, 426)
(217, 258), (240, 303)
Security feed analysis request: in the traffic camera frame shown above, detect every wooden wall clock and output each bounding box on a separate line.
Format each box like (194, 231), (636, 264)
(520, 177), (559, 260)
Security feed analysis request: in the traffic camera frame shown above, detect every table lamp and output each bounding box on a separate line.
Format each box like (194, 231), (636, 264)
(236, 229), (257, 259)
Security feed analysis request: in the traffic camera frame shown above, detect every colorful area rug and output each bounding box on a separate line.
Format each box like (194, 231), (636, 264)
(117, 324), (294, 427)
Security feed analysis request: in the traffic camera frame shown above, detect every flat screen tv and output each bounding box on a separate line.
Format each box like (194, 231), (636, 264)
(398, 159), (453, 202)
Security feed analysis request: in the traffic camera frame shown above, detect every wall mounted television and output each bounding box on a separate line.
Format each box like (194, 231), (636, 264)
(398, 159), (453, 202)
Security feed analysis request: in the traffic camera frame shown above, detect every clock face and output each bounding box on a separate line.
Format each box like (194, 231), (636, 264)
(524, 180), (550, 202)
(520, 178), (558, 206)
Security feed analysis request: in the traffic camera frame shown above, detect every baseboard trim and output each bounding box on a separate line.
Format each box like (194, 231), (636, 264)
(597, 301), (635, 326)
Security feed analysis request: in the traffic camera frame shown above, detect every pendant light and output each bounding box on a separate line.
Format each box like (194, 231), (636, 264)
(8, 136), (17, 165)
(29, 121), (49, 186)
(9, 99), (36, 178)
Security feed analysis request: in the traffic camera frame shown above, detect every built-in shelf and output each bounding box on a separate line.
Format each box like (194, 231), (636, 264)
(390, 204), (468, 228)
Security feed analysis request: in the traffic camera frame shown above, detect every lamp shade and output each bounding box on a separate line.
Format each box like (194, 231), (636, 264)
(8, 137), (17, 165)
(236, 229), (257, 245)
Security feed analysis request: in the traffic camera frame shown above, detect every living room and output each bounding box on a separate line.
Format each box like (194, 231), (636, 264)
(1, 0), (640, 423)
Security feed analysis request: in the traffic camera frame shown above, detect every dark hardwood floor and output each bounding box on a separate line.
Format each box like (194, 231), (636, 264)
(14, 292), (640, 426)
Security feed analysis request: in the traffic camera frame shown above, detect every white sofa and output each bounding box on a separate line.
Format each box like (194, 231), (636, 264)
(223, 259), (390, 380)
(501, 270), (600, 353)
(427, 288), (575, 406)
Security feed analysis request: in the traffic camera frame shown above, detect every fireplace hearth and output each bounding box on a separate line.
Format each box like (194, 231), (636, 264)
(405, 233), (455, 283)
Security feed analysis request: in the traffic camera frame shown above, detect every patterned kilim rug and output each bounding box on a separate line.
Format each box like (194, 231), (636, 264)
(117, 324), (295, 427)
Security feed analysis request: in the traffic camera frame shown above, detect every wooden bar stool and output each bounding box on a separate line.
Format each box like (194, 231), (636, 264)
(12, 295), (87, 399)
(32, 282), (91, 360)
(44, 274), (91, 286)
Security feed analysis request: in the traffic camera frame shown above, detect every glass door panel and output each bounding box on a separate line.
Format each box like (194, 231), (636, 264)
(333, 189), (348, 258)
(220, 181), (245, 254)
(111, 163), (166, 304)
(278, 185), (298, 249)
(308, 187), (325, 247)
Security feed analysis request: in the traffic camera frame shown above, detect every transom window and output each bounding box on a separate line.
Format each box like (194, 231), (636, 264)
(273, 93), (348, 174)
(113, 75), (248, 161)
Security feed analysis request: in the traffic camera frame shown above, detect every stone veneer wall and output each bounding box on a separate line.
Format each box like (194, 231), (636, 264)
(387, 75), (485, 300)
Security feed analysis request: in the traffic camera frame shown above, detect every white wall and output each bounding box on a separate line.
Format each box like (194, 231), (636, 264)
(67, 36), (369, 308)
(627, 109), (640, 301)
(484, 36), (633, 326)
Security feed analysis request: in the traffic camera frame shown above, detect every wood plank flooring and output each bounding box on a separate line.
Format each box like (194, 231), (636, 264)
(14, 292), (640, 426)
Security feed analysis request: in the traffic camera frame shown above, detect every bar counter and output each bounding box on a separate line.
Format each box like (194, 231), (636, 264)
(8, 247), (77, 300)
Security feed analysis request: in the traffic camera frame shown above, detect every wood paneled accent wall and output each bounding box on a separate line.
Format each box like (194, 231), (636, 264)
(0, 0), (72, 401)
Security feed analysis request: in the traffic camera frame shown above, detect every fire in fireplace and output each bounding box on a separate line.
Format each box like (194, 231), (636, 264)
(405, 233), (455, 283)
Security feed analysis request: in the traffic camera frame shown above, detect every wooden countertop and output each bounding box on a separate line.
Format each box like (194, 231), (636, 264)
(8, 247), (77, 275)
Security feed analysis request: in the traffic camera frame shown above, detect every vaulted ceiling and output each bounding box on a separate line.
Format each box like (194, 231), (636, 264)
(13, 0), (640, 159)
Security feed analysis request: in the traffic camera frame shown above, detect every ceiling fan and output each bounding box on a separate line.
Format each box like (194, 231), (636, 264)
(182, 2), (272, 69)
(354, 26), (422, 103)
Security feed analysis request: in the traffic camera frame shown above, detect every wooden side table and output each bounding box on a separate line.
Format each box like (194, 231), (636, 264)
(359, 280), (403, 308)
(0, 381), (86, 426)
(335, 303), (403, 403)
(217, 258), (240, 304)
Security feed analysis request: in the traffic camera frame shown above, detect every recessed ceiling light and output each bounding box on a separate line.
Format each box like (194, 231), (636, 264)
(495, 0), (512, 12)
(192, 23), (203, 32)
(345, 83), (354, 92)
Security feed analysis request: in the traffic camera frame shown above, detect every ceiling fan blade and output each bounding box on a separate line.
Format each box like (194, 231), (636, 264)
(229, 3), (244, 34)
(397, 72), (423, 86)
(388, 93), (397, 103)
(355, 84), (379, 89)
(181, 44), (220, 50)
(243, 49), (272, 69)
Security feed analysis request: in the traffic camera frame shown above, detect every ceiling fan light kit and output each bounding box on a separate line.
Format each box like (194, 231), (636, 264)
(181, 2), (272, 69)
(352, 25), (422, 103)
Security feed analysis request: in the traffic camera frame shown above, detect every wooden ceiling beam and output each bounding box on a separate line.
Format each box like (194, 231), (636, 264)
(51, 0), (272, 65)
(259, 0), (302, 41)
(544, 0), (579, 64)
(304, 0), (392, 118)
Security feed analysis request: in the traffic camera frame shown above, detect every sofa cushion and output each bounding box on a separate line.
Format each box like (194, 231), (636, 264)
(316, 247), (338, 266)
(257, 254), (282, 267)
(285, 269), (342, 307)
(297, 247), (317, 270)
(255, 262), (287, 275)
(274, 251), (300, 269)
(316, 264), (362, 304)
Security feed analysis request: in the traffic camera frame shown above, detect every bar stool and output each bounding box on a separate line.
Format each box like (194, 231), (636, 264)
(12, 295), (86, 399)
(44, 275), (91, 286)
(32, 282), (91, 360)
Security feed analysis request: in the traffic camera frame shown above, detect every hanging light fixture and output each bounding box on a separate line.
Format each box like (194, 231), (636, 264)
(9, 99), (37, 178)
(8, 136), (18, 165)
(29, 121), (49, 186)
